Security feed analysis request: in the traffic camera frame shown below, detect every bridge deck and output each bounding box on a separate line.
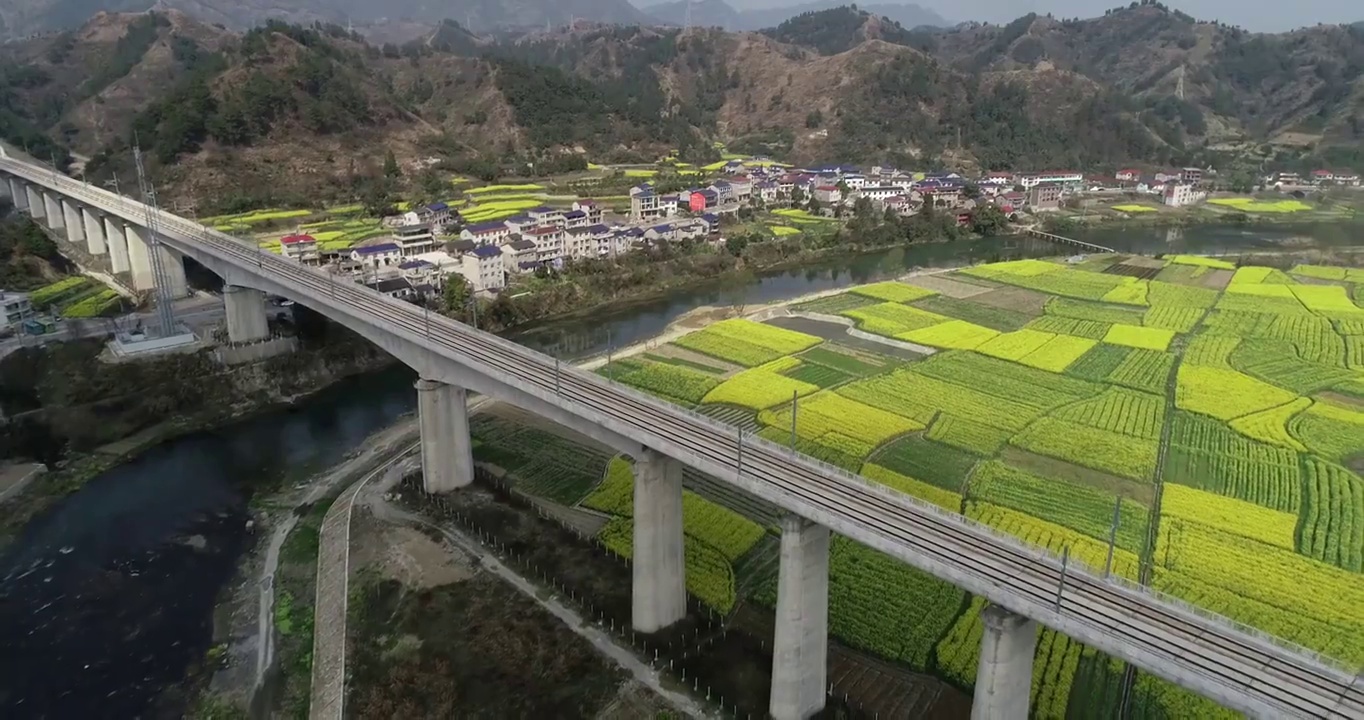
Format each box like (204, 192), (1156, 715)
(4, 157), (1361, 719)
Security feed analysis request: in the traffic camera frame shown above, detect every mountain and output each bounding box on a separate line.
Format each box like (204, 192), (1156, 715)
(644, 0), (946, 32)
(2, 5), (1363, 209)
(926, 6), (1364, 157)
(0, 0), (654, 39)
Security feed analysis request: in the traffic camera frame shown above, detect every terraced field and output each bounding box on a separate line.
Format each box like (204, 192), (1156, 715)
(475, 257), (1364, 718)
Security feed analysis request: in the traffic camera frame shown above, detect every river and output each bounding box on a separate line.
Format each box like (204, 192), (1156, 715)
(0, 223), (1351, 717)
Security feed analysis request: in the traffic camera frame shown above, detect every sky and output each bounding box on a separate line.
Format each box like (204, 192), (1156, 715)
(939, 0), (1360, 32)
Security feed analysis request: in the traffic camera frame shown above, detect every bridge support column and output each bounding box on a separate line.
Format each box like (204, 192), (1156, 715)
(770, 515), (829, 720)
(415, 378), (473, 493)
(11, 179), (27, 211)
(157, 244), (189, 298)
(971, 604), (1038, 720)
(0, 174), (10, 203)
(632, 450), (685, 633)
(82, 207), (106, 255)
(125, 224), (156, 291)
(25, 185), (42, 219)
(224, 284), (270, 343)
(42, 192), (62, 231)
(62, 200), (84, 245)
(104, 216), (129, 274)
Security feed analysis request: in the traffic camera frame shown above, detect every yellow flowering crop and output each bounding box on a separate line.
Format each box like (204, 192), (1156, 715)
(1104, 323), (1174, 351)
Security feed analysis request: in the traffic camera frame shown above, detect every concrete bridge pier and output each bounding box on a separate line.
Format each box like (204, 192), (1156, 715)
(157, 243), (189, 298)
(42, 191), (62, 230)
(971, 604), (1039, 720)
(124, 224), (156, 291)
(415, 378), (474, 493)
(82, 207), (106, 255)
(632, 450), (686, 633)
(770, 515), (830, 720)
(224, 284), (270, 343)
(0, 174), (10, 203)
(10, 178), (27, 211)
(104, 216), (130, 274)
(62, 200), (85, 245)
(25, 185), (42, 219)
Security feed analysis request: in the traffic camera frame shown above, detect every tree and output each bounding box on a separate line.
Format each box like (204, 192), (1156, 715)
(725, 234), (749, 257)
(442, 274), (471, 316)
(383, 150), (402, 179)
(969, 204), (1010, 236)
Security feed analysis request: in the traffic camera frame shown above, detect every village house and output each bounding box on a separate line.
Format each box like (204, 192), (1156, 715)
(1028, 183), (1062, 212)
(572, 199), (603, 223)
(1116, 169), (1141, 182)
(503, 215), (536, 234)
(461, 221), (513, 244)
(644, 223), (677, 242)
(1019, 171), (1083, 190)
(526, 225), (565, 264)
(398, 258), (440, 287)
(657, 194), (681, 216)
(629, 187), (664, 221)
(565, 226), (597, 259)
(1181, 167), (1204, 185)
(279, 233), (320, 264)
(689, 188), (718, 213)
(418, 202), (453, 228)
(728, 176), (754, 203)
(460, 244), (506, 292)
(1163, 183), (1205, 208)
(562, 209), (589, 229)
(859, 185), (903, 203)
(711, 181), (735, 206)
(499, 237), (538, 274)
(527, 206), (565, 227)
(755, 181), (779, 203)
(919, 184), (962, 208)
(1, 290), (33, 329)
(813, 185), (842, 204)
(365, 277), (416, 299)
(351, 242), (401, 268)
(394, 223), (437, 257)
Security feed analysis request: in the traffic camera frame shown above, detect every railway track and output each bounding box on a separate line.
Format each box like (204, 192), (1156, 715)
(6, 158), (1363, 719)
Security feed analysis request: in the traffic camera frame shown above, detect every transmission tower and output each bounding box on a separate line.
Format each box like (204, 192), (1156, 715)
(1175, 65), (1185, 100)
(132, 143), (179, 338)
(684, 0), (693, 29)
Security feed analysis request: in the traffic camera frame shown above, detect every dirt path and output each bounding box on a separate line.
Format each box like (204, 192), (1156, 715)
(365, 496), (713, 720)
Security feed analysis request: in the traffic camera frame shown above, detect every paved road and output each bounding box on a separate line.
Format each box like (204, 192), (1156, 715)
(7, 155), (1363, 719)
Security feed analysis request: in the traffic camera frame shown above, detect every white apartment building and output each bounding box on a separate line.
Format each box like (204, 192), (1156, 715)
(1163, 183), (1206, 208)
(461, 244), (506, 291)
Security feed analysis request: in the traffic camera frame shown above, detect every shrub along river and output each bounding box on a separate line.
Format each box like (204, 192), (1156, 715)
(0, 223), (1353, 717)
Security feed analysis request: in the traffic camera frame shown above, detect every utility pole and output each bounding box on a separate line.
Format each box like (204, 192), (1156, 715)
(132, 142), (178, 337)
(1104, 495), (1122, 578)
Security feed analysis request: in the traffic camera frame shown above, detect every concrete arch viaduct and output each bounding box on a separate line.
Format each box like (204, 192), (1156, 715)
(2, 155), (1361, 720)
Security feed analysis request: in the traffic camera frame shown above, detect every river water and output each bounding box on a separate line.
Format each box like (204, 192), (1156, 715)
(0, 223), (1354, 717)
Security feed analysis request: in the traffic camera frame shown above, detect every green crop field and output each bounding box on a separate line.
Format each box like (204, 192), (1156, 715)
(475, 255), (1364, 718)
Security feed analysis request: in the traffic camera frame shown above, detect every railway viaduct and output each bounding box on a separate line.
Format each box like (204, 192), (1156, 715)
(2, 154), (1361, 720)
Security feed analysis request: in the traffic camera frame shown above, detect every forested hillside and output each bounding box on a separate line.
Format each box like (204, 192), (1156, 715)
(0, 4), (1361, 207)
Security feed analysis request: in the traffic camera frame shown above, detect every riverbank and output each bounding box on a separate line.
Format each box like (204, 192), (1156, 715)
(0, 328), (398, 541)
